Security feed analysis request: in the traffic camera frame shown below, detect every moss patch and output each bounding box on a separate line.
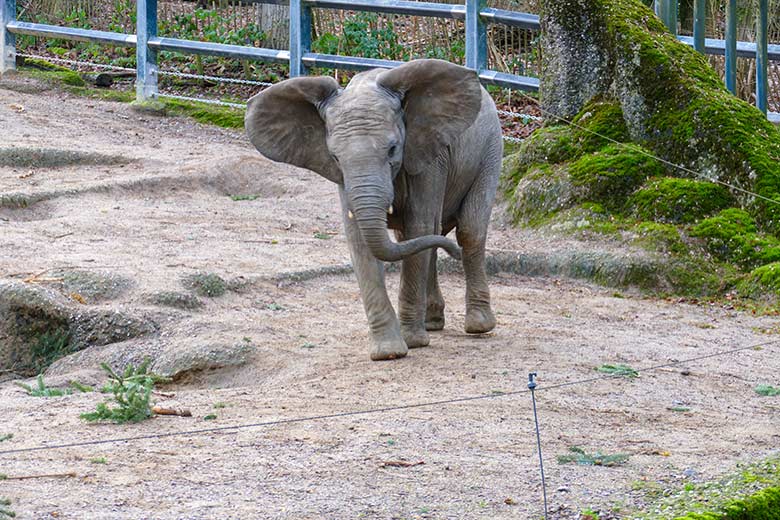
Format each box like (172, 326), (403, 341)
(630, 177), (734, 224)
(0, 147), (131, 168)
(569, 144), (663, 207)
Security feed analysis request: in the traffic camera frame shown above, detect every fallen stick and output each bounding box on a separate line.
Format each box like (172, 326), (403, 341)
(380, 460), (425, 468)
(2, 471), (77, 480)
(152, 406), (192, 417)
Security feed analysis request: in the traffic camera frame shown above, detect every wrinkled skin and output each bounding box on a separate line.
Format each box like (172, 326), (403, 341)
(246, 59), (502, 360)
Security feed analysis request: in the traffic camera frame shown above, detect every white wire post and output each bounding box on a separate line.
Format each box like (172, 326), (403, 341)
(0, 0), (15, 75)
(136, 0), (158, 101)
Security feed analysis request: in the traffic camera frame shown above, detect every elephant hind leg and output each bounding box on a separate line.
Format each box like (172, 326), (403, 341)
(456, 168), (498, 335)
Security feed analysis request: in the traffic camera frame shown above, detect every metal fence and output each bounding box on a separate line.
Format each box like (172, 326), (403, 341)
(1, 0), (778, 120)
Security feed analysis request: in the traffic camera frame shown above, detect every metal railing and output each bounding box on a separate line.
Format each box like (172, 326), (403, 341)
(0, 0), (777, 119)
(655, 0), (778, 117)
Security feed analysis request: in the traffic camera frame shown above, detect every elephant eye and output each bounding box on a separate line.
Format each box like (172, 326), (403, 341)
(331, 153), (340, 164)
(388, 145), (397, 158)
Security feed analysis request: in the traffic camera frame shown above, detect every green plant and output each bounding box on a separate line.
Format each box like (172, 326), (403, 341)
(90, 457), (107, 464)
(230, 194), (259, 201)
(581, 509), (601, 520)
(16, 375), (90, 397)
(0, 497), (14, 518)
(29, 329), (73, 374)
(81, 359), (170, 424)
(0, 434), (11, 443)
(596, 363), (639, 378)
(755, 385), (780, 396)
(204, 414), (217, 421)
(313, 13), (407, 61)
(557, 446), (629, 466)
(184, 272), (227, 297)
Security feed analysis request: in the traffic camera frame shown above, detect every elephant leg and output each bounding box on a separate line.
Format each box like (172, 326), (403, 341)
(425, 243), (445, 331)
(397, 229), (432, 348)
(456, 171), (498, 334)
(340, 189), (407, 361)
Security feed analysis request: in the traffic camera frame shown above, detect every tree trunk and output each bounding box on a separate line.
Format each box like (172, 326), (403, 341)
(256, 4), (289, 50)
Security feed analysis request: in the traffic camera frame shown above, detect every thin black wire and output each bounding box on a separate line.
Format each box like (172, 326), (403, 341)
(517, 92), (780, 208)
(0, 339), (776, 456)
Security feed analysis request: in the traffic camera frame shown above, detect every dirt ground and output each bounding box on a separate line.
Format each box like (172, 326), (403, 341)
(1, 74), (779, 520)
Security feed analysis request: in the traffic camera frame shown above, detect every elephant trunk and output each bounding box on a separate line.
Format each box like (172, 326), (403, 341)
(350, 198), (461, 262)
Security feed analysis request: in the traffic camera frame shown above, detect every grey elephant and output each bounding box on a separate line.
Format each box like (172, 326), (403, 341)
(245, 59), (502, 361)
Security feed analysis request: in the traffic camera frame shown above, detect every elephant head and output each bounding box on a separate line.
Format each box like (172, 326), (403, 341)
(245, 59), (483, 262)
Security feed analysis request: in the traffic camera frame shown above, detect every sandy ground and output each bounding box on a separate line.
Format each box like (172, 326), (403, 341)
(1, 74), (779, 520)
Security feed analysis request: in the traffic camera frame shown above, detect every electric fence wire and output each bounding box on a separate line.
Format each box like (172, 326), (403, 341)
(17, 52), (137, 73)
(0, 338), (776, 457)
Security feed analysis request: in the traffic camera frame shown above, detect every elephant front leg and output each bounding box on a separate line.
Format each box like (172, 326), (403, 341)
(340, 190), (407, 361)
(397, 219), (439, 348)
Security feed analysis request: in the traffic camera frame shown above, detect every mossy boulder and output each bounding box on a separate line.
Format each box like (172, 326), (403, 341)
(539, 0), (780, 232)
(500, 0), (780, 303)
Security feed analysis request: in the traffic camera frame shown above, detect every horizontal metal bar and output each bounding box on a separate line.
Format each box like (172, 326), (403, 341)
(480, 8), (539, 30)
(302, 52), (402, 70)
(479, 70), (539, 91)
(148, 37), (290, 63)
(678, 35), (780, 60)
(6, 21), (135, 47)
(307, 0), (465, 19)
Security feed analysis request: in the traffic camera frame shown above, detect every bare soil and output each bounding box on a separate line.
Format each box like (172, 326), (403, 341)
(1, 74), (779, 520)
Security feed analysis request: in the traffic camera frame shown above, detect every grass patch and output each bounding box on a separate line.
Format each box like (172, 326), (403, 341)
(16, 375), (92, 397)
(557, 446), (629, 467)
(596, 363), (639, 378)
(182, 272), (227, 298)
(81, 359), (170, 424)
(0, 434), (11, 443)
(0, 497), (14, 519)
(630, 455), (780, 519)
(29, 329), (74, 374)
(90, 457), (107, 464)
(15, 62), (244, 129)
(755, 385), (780, 396)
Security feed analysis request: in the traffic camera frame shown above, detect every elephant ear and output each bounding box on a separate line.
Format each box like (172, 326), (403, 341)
(245, 76), (342, 183)
(377, 59), (483, 175)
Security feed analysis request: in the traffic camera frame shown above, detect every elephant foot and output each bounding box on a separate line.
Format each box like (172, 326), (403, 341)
(370, 332), (409, 361)
(425, 315), (445, 331)
(465, 306), (496, 334)
(425, 303), (445, 331)
(401, 325), (430, 348)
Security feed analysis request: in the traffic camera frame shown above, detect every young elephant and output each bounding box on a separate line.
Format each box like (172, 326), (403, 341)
(245, 59), (502, 361)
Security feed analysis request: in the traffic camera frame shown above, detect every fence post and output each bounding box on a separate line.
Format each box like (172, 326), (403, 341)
(724, 0), (737, 94)
(655, 0), (677, 35)
(136, 0), (158, 101)
(0, 0), (15, 75)
(465, 0), (487, 71)
(756, 0), (768, 114)
(289, 0), (311, 77)
(693, 0), (705, 53)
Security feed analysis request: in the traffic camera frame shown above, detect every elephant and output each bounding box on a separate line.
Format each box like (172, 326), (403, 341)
(245, 59), (503, 361)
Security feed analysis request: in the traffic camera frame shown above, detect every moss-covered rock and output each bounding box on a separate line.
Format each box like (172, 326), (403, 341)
(539, 0), (780, 232)
(630, 177), (734, 223)
(499, 0), (780, 303)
